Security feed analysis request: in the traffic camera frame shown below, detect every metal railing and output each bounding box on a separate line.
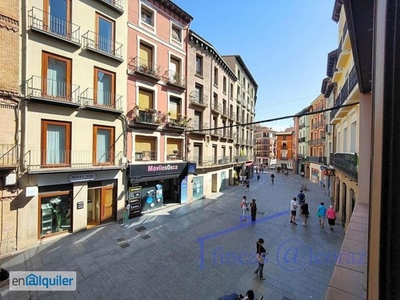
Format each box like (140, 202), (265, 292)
(189, 91), (208, 107)
(211, 101), (222, 113)
(163, 70), (186, 88)
(190, 121), (209, 133)
(308, 156), (327, 164)
(134, 110), (160, 124)
(166, 151), (183, 161)
(189, 155), (233, 167)
(331, 65), (358, 119)
(235, 156), (248, 162)
(80, 88), (123, 111)
(134, 151), (157, 161)
(23, 150), (123, 170)
(26, 76), (80, 104)
(95, 0), (123, 12)
(82, 30), (123, 60)
(308, 138), (325, 146)
(28, 7), (81, 44)
(0, 144), (17, 166)
(222, 107), (229, 117)
(167, 116), (192, 128)
(333, 153), (358, 180)
(127, 57), (161, 79)
(211, 129), (222, 136)
(312, 121), (323, 129)
(230, 111), (236, 120)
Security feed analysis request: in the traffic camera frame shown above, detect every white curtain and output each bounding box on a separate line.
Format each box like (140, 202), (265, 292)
(47, 58), (66, 97)
(97, 129), (110, 163)
(47, 124), (66, 164)
(97, 72), (111, 106)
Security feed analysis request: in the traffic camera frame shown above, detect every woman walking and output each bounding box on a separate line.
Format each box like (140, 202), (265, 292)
(250, 199), (257, 222)
(254, 238), (267, 280)
(326, 205), (337, 230)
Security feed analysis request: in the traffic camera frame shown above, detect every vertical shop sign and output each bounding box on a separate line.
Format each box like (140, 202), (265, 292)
(180, 176), (188, 204)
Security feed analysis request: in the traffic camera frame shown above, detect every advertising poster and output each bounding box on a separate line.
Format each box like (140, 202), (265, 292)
(180, 176), (188, 204)
(141, 183), (163, 212)
(192, 176), (204, 201)
(220, 171), (227, 191)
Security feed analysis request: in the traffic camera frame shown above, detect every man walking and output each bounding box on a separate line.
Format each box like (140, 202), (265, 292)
(300, 199), (309, 226)
(290, 197), (298, 225)
(317, 202), (327, 228)
(250, 199), (257, 222)
(297, 190), (306, 205)
(270, 173), (275, 184)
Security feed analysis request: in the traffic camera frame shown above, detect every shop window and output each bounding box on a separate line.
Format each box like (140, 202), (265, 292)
(93, 125), (114, 165)
(39, 191), (71, 237)
(41, 120), (71, 167)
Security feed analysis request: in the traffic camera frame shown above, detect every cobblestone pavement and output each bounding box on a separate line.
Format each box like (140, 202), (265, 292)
(0, 172), (345, 300)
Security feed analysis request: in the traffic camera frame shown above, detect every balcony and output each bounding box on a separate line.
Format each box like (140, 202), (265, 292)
(188, 121), (209, 135)
(333, 152), (358, 180)
(298, 137), (306, 143)
(163, 71), (186, 90)
(190, 156), (233, 167)
(164, 116), (192, 132)
(131, 109), (161, 127)
(0, 144), (17, 168)
(134, 151), (157, 162)
(229, 111), (236, 121)
(23, 150), (123, 173)
(297, 153), (305, 160)
(82, 30), (123, 62)
(28, 7), (81, 46)
(235, 156), (248, 163)
(166, 150), (184, 161)
(299, 123), (306, 129)
(221, 107), (229, 118)
(312, 121), (323, 129)
(127, 57), (161, 81)
(94, 0), (124, 14)
(308, 156), (327, 165)
(332, 68), (343, 82)
(211, 101), (222, 114)
(211, 129), (222, 137)
(189, 91), (208, 107)
(331, 66), (358, 121)
(25, 76), (81, 108)
(80, 88), (123, 114)
(308, 139), (325, 146)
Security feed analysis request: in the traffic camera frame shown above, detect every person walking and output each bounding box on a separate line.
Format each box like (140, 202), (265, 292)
(317, 202), (327, 228)
(250, 199), (257, 222)
(257, 174), (260, 181)
(241, 196), (249, 221)
(297, 190), (306, 205)
(122, 200), (130, 227)
(300, 199), (309, 226)
(326, 205), (337, 230)
(270, 173), (275, 185)
(301, 171), (305, 178)
(246, 180), (250, 192)
(254, 238), (267, 280)
(290, 197), (298, 225)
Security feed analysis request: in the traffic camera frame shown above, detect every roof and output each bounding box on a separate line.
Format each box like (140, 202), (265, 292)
(221, 55), (258, 91)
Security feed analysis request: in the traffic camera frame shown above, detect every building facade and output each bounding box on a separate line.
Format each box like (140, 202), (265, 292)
(125, 0), (192, 213)
(254, 125), (276, 168)
(294, 106), (311, 176)
(275, 130), (294, 170)
(0, 0), (20, 255)
(18, 0), (128, 250)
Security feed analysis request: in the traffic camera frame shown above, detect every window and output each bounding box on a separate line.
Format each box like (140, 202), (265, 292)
(237, 70), (241, 81)
(169, 57), (181, 83)
(42, 52), (71, 99)
(135, 136), (156, 161)
(139, 42), (153, 68)
(138, 88), (154, 109)
(94, 67), (115, 107)
(141, 5), (154, 26)
(169, 97), (181, 121)
(40, 191), (71, 237)
(196, 55), (203, 75)
(343, 127), (348, 152)
(214, 67), (218, 86)
(223, 76), (227, 93)
(93, 125), (114, 165)
(44, 0), (71, 37)
(171, 24), (181, 42)
(230, 83), (233, 99)
(350, 121), (357, 153)
(167, 138), (182, 160)
(195, 84), (203, 103)
(194, 111), (202, 130)
(41, 120), (71, 166)
(96, 13), (114, 54)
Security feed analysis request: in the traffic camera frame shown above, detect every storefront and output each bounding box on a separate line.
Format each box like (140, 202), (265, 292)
(127, 162), (193, 216)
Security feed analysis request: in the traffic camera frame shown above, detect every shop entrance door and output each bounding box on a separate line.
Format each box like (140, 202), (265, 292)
(101, 186), (114, 223)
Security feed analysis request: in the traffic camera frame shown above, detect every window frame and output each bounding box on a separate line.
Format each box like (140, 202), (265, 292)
(43, 0), (72, 36)
(41, 119), (71, 167)
(171, 23), (182, 44)
(95, 12), (115, 54)
(41, 51), (72, 100)
(196, 55), (203, 76)
(214, 67), (218, 86)
(94, 67), (116, 107)
(140, 4), (156, 30)
(93, 125), (115, 165)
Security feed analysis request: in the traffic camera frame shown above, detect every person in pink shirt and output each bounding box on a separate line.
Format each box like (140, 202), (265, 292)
(326, 205), (337, 230)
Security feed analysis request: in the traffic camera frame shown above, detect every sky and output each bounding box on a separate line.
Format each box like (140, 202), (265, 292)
(172, 0), (338, 132)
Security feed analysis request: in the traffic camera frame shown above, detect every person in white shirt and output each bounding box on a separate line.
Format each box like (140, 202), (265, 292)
(290, 197), (298, 225)
(241, 196), (249, 221)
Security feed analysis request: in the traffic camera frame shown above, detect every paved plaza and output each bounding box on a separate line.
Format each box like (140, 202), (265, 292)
(0, 172), (345, 300)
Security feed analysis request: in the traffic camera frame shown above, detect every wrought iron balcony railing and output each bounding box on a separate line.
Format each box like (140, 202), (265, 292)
(28, 7), (81, 45)
(229, 111), (236, 120)
(166, 150), (183, 161)
(94, 0), (124, 13)
(26, 76), (80, 105)
(127, 57), (161, 80)
(308, 138), (325, 146)
(82, 30), (123, 61)
(134, 109), (161, 125)
(190, 121), (209, 133)
(312, 121), (324, 129)
(308, 156), (327, 164)
(163, 70), (186, 88)
(0, 144), (17, 167)
(135, 151), (157, 161)
(333, 152), (358, 180)
(80, 88), (123, 112)
(23, 150), (123, 170)
(189, 91), (208, 107)
(211, 101), (222, 114)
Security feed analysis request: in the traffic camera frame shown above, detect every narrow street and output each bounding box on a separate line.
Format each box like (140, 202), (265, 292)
(0, 172), (345, 300)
